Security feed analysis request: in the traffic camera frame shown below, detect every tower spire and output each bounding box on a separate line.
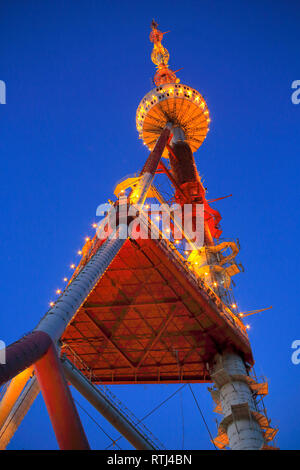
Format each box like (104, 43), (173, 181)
(149, 20), (180, 86)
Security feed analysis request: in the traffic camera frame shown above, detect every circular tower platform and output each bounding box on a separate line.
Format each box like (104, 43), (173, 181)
(136, 83), (210, 156)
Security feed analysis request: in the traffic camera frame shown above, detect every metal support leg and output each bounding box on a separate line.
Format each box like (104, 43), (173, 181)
(34, 343), (90, 450)
(0, 367), (33, 429)
(0, 331), (52, 386)
(0, 376), (40, 450)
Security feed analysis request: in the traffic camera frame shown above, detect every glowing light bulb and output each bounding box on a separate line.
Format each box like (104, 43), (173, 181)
(92, 223), (97, 228)
(232, 304), (237, 309)
(246, 324), (250, 330)
(56, 289), (61, 295)
(239, 313), (244, 317)
(49, 302), (54, 307)
(78, 250), (82, 255)
(70, 264), (75, 269)
(63, 277), (68, 282)
(85, 237), (90, 242)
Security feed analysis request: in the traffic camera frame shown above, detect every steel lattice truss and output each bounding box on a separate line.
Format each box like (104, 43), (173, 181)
(62, 237), (252, 384)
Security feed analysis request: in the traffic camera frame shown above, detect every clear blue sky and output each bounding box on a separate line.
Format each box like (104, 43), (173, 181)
(1, 0), (300, 450)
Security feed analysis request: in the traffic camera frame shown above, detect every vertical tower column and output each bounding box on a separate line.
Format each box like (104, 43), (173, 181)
(167, 127), (214, 247)
(210, 353), (264, 450)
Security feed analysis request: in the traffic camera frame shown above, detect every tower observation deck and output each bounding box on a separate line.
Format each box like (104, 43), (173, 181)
(0, 21), (277, 451)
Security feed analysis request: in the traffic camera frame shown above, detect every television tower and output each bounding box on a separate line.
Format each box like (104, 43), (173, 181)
(0, 21), (277, 450)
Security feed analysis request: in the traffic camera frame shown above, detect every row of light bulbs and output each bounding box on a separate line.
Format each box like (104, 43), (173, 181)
(48, 223), (98, 308)
(146, 219), (251, 330)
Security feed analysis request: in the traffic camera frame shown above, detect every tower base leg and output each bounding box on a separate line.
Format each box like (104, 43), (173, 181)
(210, 353), (265, 450)
(0, 366), (33, 429)
(0, 376), (40, 450)
(34, 343), (90, 450)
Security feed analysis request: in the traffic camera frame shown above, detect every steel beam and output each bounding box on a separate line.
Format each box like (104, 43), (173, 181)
(84, 299), (179, 309)
(0, 376), (40, 450)
(34, 343), (90, 450)
(61, 357), (156, 450)
(0, 331), (52, 386)
(84, 310), (137, 370)
(136, 306), (177, 369)
(0, 367), (33, 429)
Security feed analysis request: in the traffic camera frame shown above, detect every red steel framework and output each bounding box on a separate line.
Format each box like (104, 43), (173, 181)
(61, 235), (252, 384)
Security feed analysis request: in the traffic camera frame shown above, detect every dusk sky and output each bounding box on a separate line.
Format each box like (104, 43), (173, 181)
(1, 0), (300, 450)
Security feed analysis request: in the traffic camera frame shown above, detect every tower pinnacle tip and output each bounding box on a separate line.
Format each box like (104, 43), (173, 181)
(149, 21), (179, 86)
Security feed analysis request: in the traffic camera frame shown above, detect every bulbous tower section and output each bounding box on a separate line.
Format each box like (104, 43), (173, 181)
(136, 21), (210, 157)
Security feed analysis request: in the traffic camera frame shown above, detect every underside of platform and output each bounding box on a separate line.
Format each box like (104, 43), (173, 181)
(61, 237), (253, 384)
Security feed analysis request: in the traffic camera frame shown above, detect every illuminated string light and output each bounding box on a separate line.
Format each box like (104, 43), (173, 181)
(232, 304), (237, 309)
(51, 221), (97, 314)
(246, 324), (250, 330)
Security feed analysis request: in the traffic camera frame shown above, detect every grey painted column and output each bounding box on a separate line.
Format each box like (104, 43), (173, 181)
(210, 353), (264, 450)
